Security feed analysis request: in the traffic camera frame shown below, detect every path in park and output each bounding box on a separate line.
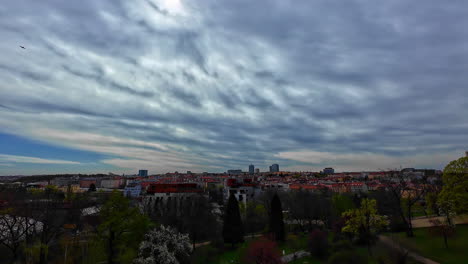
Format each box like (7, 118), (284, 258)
(193, 233), (263, 249)
(378, 235), (439, 264)
(281, 250), (310, 263)
(411, 214), (468, 228)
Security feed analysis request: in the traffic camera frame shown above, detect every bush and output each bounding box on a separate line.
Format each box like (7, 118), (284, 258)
(243, 237), (282, 264)
(308, 229), (329, 259)
(328, 250), (367, 264)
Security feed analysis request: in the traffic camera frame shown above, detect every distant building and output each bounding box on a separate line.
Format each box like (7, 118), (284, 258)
(270, 164), (279, 172)
(323, 167), (334, 174)
(138, 170), (148, 177)
(249, 164), (255, 175)
(255, 168), (260, 173)
(227, 169), (242, 174)
(124, 183), (142, 198)
(224, 178), (260, 204)
(101, 178), (124, 189)
(79, 178), (98, 189)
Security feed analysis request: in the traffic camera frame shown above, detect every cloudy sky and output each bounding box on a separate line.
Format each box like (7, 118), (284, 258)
(1, 0), (467, 175)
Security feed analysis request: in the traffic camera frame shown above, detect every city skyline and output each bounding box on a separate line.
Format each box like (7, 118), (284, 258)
(1, 0), (468, 175)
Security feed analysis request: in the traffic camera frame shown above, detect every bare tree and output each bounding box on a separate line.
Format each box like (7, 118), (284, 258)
(385, 172), (426, 237)
(0, 208), (40, 263)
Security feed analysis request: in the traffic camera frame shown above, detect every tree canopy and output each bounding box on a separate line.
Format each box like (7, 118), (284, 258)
(133, 225), (191, 264)
(438, 156), (468, 214)
(98, 191), (151, 264)
(342, 198), (388, 254)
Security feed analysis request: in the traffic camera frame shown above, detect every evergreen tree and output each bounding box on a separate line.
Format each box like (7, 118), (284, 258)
(269, 194), (285, 241)
(223, 194), (244, 247)
(88, 183), (96, 192)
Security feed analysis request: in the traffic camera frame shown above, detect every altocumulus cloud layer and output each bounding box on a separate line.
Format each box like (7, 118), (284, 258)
(1, 0), (467, 174)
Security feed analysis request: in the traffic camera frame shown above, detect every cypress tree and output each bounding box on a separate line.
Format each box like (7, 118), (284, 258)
(223, 194), (244, 247)
(269, 194), (285, 241)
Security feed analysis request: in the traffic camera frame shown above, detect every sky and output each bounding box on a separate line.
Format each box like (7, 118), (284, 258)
(1, 0), (467, 175)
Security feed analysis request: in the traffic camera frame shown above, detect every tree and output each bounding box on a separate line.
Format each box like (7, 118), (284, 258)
(308, 229), (328, 259)
(98, 191), (151, 264)
(31, 186), (68, 264)
(0, 208), (40, 263)
(222, 194), (244, 247)
(269, 194), (285, 242)
(332, 194), (355, 217)
(241, 200), (267, 236)
(438, 156), (468, 215)
(385, 173), (426, 237)
(368, 190), (406, 232)
(425, 192), (440, 216)
(88, 183), (97, 192)
(180, 195), (219, 249)
(342, 198), (388, 255)
(133, 225), (191, 264)
(243, 237), (283, 264)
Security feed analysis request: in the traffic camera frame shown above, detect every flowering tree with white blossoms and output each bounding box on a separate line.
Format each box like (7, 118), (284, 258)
(133, 225), (191, 264)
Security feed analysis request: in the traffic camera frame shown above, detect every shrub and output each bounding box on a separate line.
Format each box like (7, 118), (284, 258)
(308, 229), (329, 259)
(243, 237), (283, 264)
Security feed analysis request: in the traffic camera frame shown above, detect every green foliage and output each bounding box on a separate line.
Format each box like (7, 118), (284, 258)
(342, 198), (388, 235)
(342, 198), (388, 253)
(223, 194), (244, 246)
(425, 192), (439, 215)
(332, 194), (355, 216)
(438, 156), (468, 214)
(242, 201), (267, 235)
(98, 191), (151, 263)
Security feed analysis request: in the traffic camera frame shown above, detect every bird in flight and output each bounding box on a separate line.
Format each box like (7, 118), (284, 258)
(19, 46), (26, 49)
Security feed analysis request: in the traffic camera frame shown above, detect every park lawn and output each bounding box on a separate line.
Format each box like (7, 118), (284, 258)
(207, 242), (250, 264)
(193, 234), (310, 264)
(389, 224), (468, 264)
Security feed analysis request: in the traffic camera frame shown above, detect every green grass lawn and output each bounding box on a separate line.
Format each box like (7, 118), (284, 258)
(388, 224), (468, 264)
(193, 230), (432, 264)
(193, 242), (249, 264)
(192, 234), (308, 264)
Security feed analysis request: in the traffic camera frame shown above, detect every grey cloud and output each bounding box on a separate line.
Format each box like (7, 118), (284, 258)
(0, 0), (467, 173)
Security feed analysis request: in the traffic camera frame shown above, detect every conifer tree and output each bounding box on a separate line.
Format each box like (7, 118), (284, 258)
(269, 194), (285, 241)
(223, 194), (244, 247)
